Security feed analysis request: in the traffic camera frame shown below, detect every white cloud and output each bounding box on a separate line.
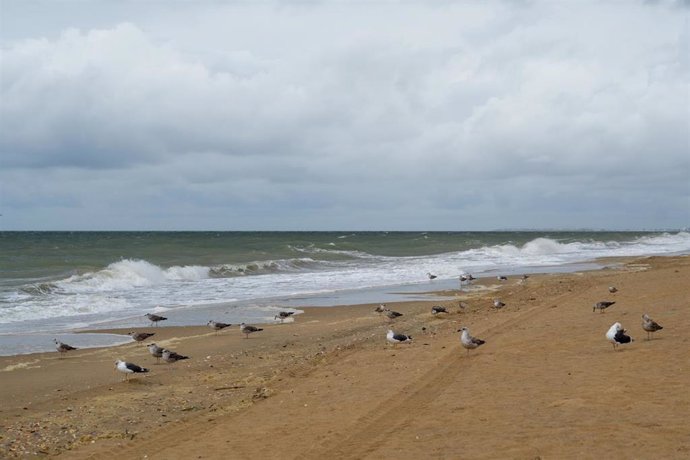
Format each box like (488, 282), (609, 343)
(0, 1), (687, 230)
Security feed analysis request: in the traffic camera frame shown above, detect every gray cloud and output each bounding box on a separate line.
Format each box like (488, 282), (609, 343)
(0, 1), (687, 230)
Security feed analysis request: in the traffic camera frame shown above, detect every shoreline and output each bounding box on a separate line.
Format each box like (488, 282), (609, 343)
(0, 258), (615, 357)
(2, 254), (689, 458)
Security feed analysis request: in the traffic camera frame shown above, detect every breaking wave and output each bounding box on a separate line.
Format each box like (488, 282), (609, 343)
(52, 259), (210, 294)
(1, 232), (688, 330)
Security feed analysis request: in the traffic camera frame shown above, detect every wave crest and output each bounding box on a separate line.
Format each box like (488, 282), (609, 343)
(210, 258), (321, 277)
(289, 244), (378, 260)
(55, 259), (210, 293)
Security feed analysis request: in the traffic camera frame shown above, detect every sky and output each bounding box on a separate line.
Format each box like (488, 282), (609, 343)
(0, 0), (688, 231)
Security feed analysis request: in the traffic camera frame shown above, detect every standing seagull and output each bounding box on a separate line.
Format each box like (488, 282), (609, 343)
(145, 313), (167, 327)
(128, 332), (155, 342)
(147, 343), (164, 363)
(240, 323), (263, 339)
(641, 314), (663, 340)
(386, 329), (412, 345)
(427, 272), (438, 280)
(274, 312), (295, 323)
(497, 275), (508, 281)
(593, 301), (616, 313)
(374, 304), (387, 314)
(161, 349), (189, 364)
(115, 360), (149, 381)
(459, 274), (475, 283)
(54, 339), (78, 357)
(606, 322), (633, 351)
(493, 299), (506, 309)
(458, 327), (486, 355)
(207, 320), (232, 333)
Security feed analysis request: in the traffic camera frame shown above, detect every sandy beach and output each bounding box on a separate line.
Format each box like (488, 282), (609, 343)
(1, 255), (689, 459)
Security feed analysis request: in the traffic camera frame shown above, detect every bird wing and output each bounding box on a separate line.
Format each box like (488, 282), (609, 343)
(614, 330), (632, 344)
(126, 362), (148, 373)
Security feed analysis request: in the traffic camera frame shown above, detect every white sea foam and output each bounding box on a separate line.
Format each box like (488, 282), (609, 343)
(1, 233), (688, 331)
(55, 259), (210, 294)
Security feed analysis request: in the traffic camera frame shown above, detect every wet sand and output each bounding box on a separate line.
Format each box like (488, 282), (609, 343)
(1, 255), (689, 459)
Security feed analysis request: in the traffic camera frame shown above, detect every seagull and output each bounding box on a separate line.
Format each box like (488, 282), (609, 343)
(145, 313), (167, 326)
(593, 301), (616, 313)
(115, 360), (149, 381)
(240, 323), (263, 339)
(128, 332), (155, 342)
(431, 305), (448, 315)
(493, 299), (506, 309)
(384, 309), (404, 321)
(207, 320), (232, 333)
(497, 275), (508, 281)
(427, 272), (438, 280)
(608, 286), (618, 293)
(641, 314), (663, 340)
(458, 327), (486, 355)
(606, 322), (633, 350)
(274, 312), (295, 323)
(521, 274), (530, 280)
(54, 339), (78, 357)
(161, 349), (189, 364)
(374, 304), (387, 314)
(386, 329), (412, 345)
(147, 343), (164, 363)
(459, 274), (475, 282)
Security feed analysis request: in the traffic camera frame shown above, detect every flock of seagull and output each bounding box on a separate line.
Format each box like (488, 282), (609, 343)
(593, 287), (664, 350)
(379, 301), (487, 354)
(385, 275), (665, 356)
(51, 273), (665, 381)
(52, 310), (294, 381)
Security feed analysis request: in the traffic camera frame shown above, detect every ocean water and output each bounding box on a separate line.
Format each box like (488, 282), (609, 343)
(1, 231), (689, 355)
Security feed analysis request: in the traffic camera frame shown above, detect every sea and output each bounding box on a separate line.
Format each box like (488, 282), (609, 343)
(1, 231), (689, 356)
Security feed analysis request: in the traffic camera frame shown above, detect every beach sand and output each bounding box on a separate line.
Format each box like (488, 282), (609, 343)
(1, 255), (689, 459)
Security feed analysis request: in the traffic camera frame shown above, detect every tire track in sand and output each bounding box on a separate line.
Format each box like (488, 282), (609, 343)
(300, 346), (464, 460)
(301, 288), (580, 460)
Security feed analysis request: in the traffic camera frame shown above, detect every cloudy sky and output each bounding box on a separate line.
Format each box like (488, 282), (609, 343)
(0, 0), (687, 231)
